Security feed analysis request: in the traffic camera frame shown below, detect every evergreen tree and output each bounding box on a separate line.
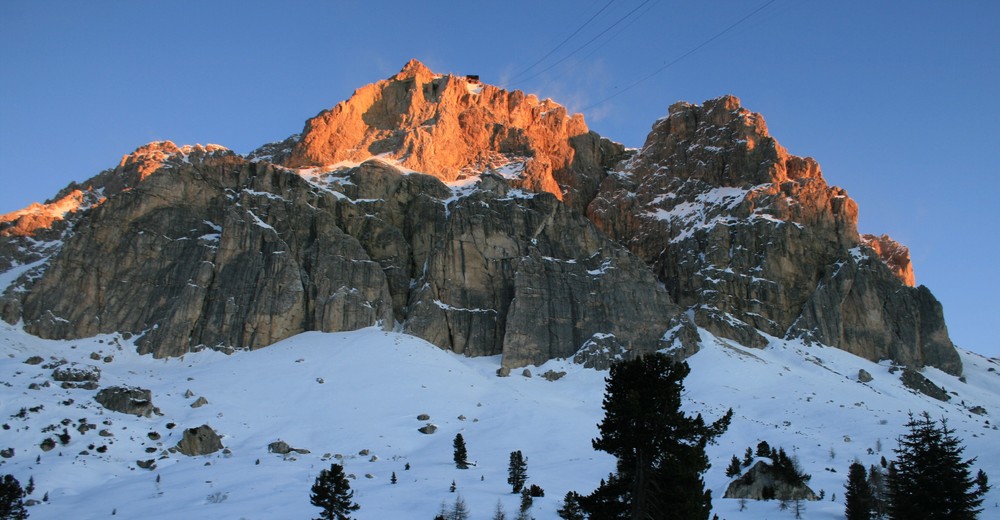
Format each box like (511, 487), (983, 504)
(453, 434), (469, 469)
(725, 455), (742, 478)
(557, 491), (586, 520)
(584, 354), (733, 520)
(492, 499), (507, 520)
(507, 450), (528, 493)
(867, 464), (888, 519)
(756, 440), (771, 458)
(516, 488), (533, 520)
(390, 472), (397, 485)
(792, 497), (806, 519)
(773, 448), (809, 487)
(310, 463), (360, 520)
(448, 495), (470, 520)
(742, 446), (754, 467)
(888, 412), (989, 520)
(845, 461), (874, 520)
(0, 475), (27, 520)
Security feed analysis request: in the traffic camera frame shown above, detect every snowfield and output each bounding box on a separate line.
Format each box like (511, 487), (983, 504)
(0, 322), (997, 519)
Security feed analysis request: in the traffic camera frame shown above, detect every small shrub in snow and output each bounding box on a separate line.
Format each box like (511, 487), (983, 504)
(206, 491), (228, 504)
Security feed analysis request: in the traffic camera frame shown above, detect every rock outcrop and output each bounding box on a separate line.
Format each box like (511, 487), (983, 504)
(95, 386), (154, 417)
(587, 95), (961, 374)
(176, 425), (223, 456)
(723, 460), (818, 501)
(862, 233), (915, 286)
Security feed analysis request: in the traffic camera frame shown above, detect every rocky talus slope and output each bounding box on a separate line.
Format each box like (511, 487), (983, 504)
(0, 61), (961, 374)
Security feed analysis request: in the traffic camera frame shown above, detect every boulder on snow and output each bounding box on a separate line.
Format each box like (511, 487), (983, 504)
(176, 425), (223, 456)
(900, 369), (950, 401)
(858, 369), (873, 383)
(541, 370), (566, 381)
(723, 461), (818, 501)
(572, 334), (629, 370)
(268, 440), (310, 455)
(53, 363), (101, 388)
(417, 424), (437, 435)
(95, 386), (154, 417)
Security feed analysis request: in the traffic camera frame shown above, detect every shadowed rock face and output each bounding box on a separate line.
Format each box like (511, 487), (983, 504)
(2, 142), (676, 366)
(588, 95), (961, 374)
(403, 178), (679, 368)
(12, 148), (394, 358)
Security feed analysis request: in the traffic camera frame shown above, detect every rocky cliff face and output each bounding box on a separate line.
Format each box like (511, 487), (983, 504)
(7, 144), (394, 357)
(587, 96), (960, 374)
(0, 61), (963, 375)
(2, 135), (674, 366)
(402, 175), (678, 368)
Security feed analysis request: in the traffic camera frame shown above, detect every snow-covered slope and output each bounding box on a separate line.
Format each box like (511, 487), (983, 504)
(0, 322), (997, 519)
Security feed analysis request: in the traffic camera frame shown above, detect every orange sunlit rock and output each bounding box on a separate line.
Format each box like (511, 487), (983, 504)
(285, 59), (615, 208)
(862, 233), (916, 286)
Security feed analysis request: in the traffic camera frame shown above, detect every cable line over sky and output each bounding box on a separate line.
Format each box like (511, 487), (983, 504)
(580, 0), (778, 112)
(504, 0), (617, 85)
(507, 0), (655, 89)
(577, 0), (660, 63)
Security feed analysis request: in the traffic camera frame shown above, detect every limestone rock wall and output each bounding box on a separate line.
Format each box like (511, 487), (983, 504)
(11, 149), (393, 357)
(403, 182), (678, 367)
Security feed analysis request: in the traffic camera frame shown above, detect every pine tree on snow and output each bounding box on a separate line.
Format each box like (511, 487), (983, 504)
(887, 412), (989, 520)
(507, 450), (528, 493)
(310, 463), (360, 520)
(453, 434), (469, 469)
(0, 474), (28, 520)
(845, 461), (874, 520)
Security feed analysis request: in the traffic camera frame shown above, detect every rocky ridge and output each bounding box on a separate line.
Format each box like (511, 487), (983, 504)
(0, 60), (962, 374)
(586, 95), (960, 374)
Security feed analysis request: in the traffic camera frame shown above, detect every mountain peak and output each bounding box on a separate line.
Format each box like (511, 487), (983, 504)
(395, 58), (435, 80)
(283, 60), (622, 210)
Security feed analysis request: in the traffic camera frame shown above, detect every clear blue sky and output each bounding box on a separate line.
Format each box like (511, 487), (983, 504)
(1, 1), (997, 358)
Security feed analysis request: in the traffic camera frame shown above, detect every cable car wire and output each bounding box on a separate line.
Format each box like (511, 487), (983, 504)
(508, 0), (655, 89)
(580, 0), (778, 112)
(505, 0), (618, 85)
